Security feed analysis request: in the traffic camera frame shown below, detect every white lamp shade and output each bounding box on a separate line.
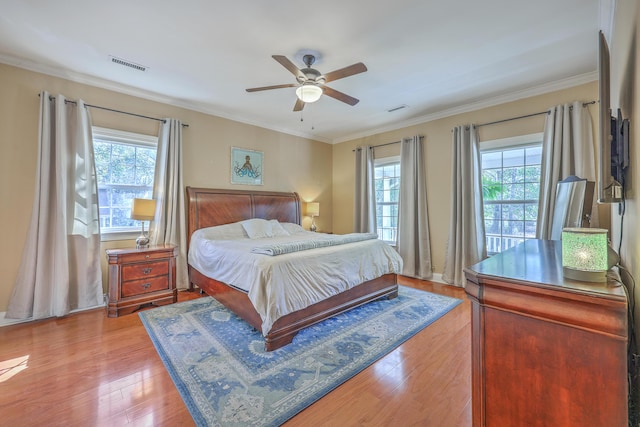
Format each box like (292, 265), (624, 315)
(296, 84), (323, 103)
(131, 198), (156, 221)
(306, 202), (320, 216)
(561, 227), (608, 282)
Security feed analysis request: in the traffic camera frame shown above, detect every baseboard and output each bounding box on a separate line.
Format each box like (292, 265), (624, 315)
(400, 272), (448, 284)
(430, 273), (446, 284)
(0, 313), (29, 327)
(0, 296), (107, 328)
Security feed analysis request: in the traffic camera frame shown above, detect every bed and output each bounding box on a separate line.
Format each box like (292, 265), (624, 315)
(186, 187), (401, 351)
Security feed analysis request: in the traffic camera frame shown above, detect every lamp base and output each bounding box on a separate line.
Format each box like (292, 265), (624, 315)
(563, 267), (607, 283)
(310, 217), (317, 232)
(136, 234), (150, 249)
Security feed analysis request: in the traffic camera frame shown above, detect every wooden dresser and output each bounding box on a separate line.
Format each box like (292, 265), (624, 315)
(464, 239), (628, 427)
(106, 245), (178, 317)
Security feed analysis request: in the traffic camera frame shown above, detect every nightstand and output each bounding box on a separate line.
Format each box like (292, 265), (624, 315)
(106, 244), (178, 317)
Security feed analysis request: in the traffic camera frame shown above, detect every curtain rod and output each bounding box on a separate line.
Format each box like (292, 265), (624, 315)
(477, 100), (596, 128)
(352, 140), (401, 152)
(42, 94), (189, 127)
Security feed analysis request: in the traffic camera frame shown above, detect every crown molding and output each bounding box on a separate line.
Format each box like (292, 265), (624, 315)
(0, 53), (330, 144)
(331, 71), (598, 144)
(1, 53), (596, 146)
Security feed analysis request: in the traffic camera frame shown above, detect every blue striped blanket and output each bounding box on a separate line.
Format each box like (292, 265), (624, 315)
(251, 233), (378, 256)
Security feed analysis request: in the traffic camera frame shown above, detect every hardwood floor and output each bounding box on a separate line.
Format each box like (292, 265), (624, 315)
(0, 277), (471, 426)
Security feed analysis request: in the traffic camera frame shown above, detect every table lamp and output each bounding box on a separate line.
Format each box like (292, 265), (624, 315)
(306, 202), (319, 232)
(561, 228), (609, 282)
(131, 198), (156, 248)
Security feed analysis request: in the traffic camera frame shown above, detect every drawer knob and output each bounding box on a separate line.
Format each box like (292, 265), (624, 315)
(145, 255), (150, 259)
(141, 283), (151, 289)
(143, 268), (152, 275)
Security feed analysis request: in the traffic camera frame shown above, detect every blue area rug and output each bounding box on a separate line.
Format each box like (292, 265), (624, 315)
(139, 285), (461, 426)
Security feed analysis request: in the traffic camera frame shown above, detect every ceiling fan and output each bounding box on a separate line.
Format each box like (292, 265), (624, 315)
(246, 54), (367, 111)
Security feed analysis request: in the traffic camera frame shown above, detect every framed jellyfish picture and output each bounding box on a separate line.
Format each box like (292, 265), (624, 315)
(231, 147), (263, 185)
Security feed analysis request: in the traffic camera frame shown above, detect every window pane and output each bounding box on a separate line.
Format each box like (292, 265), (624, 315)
(525, 203), (538, 221)
(502, 183), (525, 201)
(525, 183), (540, 200)
(525, 146), (542, 165)
(374, 160), (400, 244)
(525, 165), (540, 182)
(525, 221), (537, 237)
(501, 204), (524, 220)
(481, 140), (542, 255)
(503, 149), (524, 167)
(93, 130), (157, 233)
(482, 152), (502, 169)
(485, 219), (501, 235)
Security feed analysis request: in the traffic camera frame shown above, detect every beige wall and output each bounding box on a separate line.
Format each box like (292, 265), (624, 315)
(610, 0), (639, 345)
(332, 82), (599, 276)
(0, 63), (332, 312)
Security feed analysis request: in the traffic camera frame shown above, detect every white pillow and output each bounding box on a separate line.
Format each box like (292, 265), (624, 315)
(240, 218), (290, 239)
(281, 222), (306, 235)
(269, 220), (290, 237)
(195, 222), (248, 240)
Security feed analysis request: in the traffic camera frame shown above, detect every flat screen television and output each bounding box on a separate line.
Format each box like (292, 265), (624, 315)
(598, 31), (629, 203)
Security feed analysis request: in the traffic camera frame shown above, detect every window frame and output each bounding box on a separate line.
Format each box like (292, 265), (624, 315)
(92, 126), (158, 242)
(374, 155), (401, 246)
(480, 133), (543, 255)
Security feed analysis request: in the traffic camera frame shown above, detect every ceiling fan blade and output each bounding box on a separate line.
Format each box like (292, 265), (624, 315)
(246, 83), (297, 92)
(272, 55), (305, 81)
(322, 86), (360, 106)
(321, 62), (367, 83)
(293, 98), (305, 111)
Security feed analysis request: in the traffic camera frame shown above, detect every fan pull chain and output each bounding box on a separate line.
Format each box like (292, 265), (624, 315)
(298, 104), (314, 130)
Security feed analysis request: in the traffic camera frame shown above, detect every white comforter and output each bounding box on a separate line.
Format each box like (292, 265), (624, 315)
(188, 223), (403, 335)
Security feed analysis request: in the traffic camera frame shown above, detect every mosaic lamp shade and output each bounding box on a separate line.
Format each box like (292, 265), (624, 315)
(561, 228), (609, 282)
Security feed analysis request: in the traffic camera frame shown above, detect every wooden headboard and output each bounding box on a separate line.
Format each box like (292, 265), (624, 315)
(186, 187), (301, 245)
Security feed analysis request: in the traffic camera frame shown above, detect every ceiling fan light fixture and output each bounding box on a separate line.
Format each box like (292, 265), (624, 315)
(296, 84), (323, 103)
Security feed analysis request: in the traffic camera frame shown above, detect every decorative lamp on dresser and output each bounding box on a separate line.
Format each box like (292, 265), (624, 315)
(464, 239), (628, 427)
(106, 244), (178, 317)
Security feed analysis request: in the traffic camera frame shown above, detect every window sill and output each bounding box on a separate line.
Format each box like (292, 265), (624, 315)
(101, 231), (140, 242)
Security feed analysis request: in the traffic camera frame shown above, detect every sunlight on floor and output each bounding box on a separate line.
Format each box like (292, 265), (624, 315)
(0, 355), (29, 383)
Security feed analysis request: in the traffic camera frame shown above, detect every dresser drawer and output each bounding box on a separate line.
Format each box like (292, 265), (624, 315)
(121, 260), (168, 281)
(121, 275), (169, 297)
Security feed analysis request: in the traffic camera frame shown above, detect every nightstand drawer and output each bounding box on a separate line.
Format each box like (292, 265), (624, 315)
(122, 260), (168, 281)
(106, 244), (177, 317)
(121, 275), (169, 297)
(116, 250), (172, 264)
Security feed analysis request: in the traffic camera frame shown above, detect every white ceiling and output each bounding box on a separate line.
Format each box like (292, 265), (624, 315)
(0, 0), (609, 143)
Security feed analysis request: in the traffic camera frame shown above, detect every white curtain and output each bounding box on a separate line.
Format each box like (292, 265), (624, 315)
(354, 145), (376, 234)
(151, 119), (188, 289)
(7, 92), (103, 319)
(397, 136), (432, 279)
(442, 125), (487, 287)
(537, 101), (596, 239)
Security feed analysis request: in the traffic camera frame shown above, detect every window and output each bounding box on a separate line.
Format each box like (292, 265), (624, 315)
(374, 157), (400, 244)
(481, 134), (542, 255)
(92, 127), (158, 238)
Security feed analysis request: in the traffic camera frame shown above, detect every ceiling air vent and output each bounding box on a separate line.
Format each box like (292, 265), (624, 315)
(387, 104), (408, 113)
(110, 55), (147, 72)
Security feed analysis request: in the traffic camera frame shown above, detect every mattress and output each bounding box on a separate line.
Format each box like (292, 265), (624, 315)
(188, 221), (403, 334)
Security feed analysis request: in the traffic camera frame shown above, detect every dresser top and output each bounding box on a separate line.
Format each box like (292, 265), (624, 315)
(465, 239), (626, 300)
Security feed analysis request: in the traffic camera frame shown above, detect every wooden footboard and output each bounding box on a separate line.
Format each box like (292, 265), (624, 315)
(189, 266), (398, 351)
